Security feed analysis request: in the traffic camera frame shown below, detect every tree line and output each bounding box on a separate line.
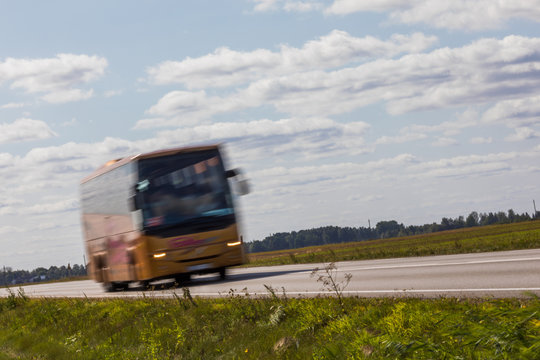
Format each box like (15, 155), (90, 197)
(246, 209), (538, 253)
(3, 208), (537, 284)
(1, 264), (87, 286)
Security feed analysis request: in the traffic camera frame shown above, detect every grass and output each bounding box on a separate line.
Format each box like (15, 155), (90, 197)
(0, 288), (538, 359)
(1, 221), (539, 358)
(247, 221), (540, 266)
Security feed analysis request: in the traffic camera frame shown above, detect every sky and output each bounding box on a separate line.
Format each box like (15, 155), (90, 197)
(1, 0), (539, 270)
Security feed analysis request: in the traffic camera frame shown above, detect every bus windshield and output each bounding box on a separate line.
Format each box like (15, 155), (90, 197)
(136, 149), (234, 234)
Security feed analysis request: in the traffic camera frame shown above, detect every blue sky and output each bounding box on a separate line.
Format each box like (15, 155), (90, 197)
(1, 0), (539, 270)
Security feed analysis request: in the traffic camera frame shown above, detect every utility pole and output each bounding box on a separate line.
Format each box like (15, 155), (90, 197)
(534, 200), (538, 219)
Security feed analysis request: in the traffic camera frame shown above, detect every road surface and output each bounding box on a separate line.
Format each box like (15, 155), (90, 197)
(2, 249), (539, 299)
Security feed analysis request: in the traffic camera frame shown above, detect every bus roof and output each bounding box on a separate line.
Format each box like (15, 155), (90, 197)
(80, 144), (222, 184)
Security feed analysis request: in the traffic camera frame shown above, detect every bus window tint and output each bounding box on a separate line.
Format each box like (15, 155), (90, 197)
(137, 150), (234, 230)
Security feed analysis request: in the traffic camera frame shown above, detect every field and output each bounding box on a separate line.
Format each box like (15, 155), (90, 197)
(1, 221), (539, 358)
(247, 221), (540, 266)
(0, 288), (539, 359)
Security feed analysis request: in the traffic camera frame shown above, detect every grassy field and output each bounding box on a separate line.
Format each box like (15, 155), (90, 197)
(1, 221), (539, 358)
(247, 221), (540, 266)
(0, 287), (539, 359)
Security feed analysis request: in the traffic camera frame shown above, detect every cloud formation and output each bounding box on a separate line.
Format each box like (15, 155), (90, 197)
(0, 54), (107, 103)
(325, 1), (540, 30)
(142, 35), (540, 128)
(252, 1), (540, 30)
(0, 118), (57, 144)
(146, 30), (437, 88)
(482, 96), (540, 128)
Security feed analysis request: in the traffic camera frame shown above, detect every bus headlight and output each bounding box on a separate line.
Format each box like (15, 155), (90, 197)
(227, 241), (241, 247)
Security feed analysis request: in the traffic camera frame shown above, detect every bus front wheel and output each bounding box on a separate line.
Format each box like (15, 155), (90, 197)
(174, 273), (190, 286)
(219, 267), (227, 280)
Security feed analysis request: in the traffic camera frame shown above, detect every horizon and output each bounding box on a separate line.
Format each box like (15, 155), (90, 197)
(4, 207), (537, 272)
(1, 1), (539, 270)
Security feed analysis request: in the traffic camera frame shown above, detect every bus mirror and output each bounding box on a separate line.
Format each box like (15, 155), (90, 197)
(234, 178), (250, 196)
(226, 169), (238, 178)
(227, 168), (250, 195)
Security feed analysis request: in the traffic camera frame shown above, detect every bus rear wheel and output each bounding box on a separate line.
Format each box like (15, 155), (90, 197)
(102, 281), (127, 292)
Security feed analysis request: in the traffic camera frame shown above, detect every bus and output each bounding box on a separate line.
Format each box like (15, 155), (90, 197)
(79, 144), (249, 291)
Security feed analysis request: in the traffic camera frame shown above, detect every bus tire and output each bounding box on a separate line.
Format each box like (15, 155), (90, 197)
(102, 281), (116, 292)
(219, 267), (227, 280)
(140, 280), (151, 290)
(174, 273), (190, 286)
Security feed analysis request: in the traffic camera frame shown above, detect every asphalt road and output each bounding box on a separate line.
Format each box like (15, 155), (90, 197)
(2, 249), (540, 299)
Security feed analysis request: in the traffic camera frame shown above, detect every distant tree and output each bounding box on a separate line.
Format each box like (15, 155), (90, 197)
(508, 209), (516, 222)
(375, 220), (403, 239)
(246, 207), (537, 253)
(466, 211), (479, 227)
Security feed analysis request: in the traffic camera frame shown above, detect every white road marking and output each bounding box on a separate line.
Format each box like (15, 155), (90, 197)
(340, 256), (540, 272)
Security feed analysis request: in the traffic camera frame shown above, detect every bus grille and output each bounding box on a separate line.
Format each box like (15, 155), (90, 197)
(176, 254), (219, 263)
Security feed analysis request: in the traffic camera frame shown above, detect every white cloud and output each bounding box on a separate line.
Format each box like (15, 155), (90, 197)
(377, 115), (478, 145)
(104, 89), (123, 97)
(0, 102), (25, 109)
(141, 90), (245, 127)
(0, 198), (79, 216)
(0, 54), (107, 104)
(432, 137), (458, 147)
(482, 96), (540, 128)
(325, 0), (540, 30)
(284, 1), (323, 12)
(144, 35), (540, 125)
(375, 132), (427, 145)
(0, 118), (57, 144)
(252, 0), (323, 12)
(0, 153), (14, 168)
(409, 152), (520, 178)
(41, 88), (94, 104)
(146, 30), (437, 88)
(0, 225), (23, 235)
(25, 198), (79, 215)
(469, 136), (493, 144)
(155, 117), (372, 159)
(505, 127), (540, 142)
(252, 0), (280, 12)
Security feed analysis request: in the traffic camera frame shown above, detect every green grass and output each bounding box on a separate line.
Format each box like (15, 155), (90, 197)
(1, 221), (539, 358)
(0, 288), (539, 359)
(247, 221), (540, 266)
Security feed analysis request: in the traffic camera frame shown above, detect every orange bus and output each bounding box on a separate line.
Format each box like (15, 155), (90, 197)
(80, 144), (249, 291)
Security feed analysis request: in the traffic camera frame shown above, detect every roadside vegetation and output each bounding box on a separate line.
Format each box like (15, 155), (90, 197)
(247, 209), (539, 253)
(1, 221), (539, 358)
(0, 286), (538, 359)
(1, 265), (87, 288)
(247, 220), (540, 266)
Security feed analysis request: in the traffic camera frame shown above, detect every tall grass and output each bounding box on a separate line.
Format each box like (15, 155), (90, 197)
(247, 220), (540, 266)
(0, 289), (538, 359)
